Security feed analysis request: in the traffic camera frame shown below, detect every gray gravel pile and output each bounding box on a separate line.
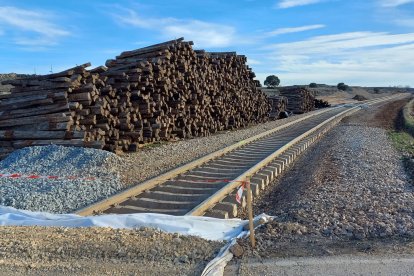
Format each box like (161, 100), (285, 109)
(0, 145), (124, 213)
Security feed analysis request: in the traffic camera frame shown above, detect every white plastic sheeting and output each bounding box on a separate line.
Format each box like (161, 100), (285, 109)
(0, 206), (274, 276)
(0, 206), (246, 241)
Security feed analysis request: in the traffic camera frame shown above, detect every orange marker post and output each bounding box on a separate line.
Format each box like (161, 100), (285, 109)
(246, 175), (255, 248)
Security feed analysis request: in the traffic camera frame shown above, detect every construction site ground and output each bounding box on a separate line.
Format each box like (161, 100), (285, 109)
(0, 97), (412, 275)
(0, 226), (223, 276)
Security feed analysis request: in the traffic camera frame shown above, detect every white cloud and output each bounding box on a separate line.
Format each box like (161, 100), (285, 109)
(276, 0), (323, 8)
(379, 0), (414, 7)
(113, 8), (168, 29)
(162, 21), (236, 48)
(0, 6), (70, 47)
(247, 58), (262, 65)
(265, 24), (325, 36)
(265, 31), (414, 53)
(112, 8), (236, 48)
(259, 31), (414, 86)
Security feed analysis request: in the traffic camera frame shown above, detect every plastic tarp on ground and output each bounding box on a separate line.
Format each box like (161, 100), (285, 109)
(0, 206), (247, 241)
(0, 206), (273, 276)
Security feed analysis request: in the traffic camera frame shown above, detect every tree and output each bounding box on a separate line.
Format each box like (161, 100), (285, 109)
(264, 75), (280, 88)
(254, 80), (262, 87)
(337, 82), (349, 91)
(309, 83), (318, 88)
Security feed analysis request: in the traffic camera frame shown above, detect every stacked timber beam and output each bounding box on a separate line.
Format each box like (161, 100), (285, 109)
(0, 63), (111, 157)
(102, 38), (269, 152)
(279, 87), (315, 114)
(0, 38), (269, 155)
(268, 96), (288, 120)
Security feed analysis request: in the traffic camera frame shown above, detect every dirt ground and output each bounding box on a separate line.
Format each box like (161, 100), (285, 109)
(315, 89), (394, 105)
(227, 97), (414, 274)
(226, 254), (414, 276)
(0, 226), (223, 275)
(341, 98), (408, 129)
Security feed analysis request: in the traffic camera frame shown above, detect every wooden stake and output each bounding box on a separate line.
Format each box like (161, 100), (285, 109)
(246, 175), (255, 248)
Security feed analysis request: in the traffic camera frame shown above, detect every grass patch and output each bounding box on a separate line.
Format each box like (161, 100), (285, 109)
(389, 131), (414, 184)
(389, 131), (414, 155)
(403, 99), (414, 136)
(389, 98), (414, 182)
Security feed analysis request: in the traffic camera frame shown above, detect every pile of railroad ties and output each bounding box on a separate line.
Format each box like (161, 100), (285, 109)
(0, 38), (324, 158)
(268, 96), (288, 120)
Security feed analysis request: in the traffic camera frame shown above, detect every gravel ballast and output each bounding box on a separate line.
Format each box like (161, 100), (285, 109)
(0, 145), (124, 213)
(259, 125), (412, 239)
(238, 99), (414, 259)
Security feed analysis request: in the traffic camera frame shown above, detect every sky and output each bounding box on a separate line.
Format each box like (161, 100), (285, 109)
(0, 0), (413, 87)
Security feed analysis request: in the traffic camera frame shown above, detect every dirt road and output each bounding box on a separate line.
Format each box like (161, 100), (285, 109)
(226, 255), (414, 276)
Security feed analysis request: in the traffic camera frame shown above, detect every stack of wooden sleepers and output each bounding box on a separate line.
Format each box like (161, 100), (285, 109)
(100, 38), (270, 151)
(0, 38), (270, 156)
(0, 63), (118, 158)
(314, 98), (331, 108)
(279, 87), (315, 114)
(268, 96), (288, 120)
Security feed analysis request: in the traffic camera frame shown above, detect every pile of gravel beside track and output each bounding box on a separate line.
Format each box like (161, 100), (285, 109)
(0, 145), (124, 213)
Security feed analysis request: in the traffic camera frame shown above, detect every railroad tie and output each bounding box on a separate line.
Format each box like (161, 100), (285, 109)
(204, 209), (229, 219)
(214, 202), (238, 218)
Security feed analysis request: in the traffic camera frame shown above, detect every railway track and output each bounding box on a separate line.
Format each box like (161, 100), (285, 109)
(76, 95), (402, 218)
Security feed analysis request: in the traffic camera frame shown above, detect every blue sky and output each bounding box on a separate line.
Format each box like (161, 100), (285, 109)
(0, 0), (413, 86)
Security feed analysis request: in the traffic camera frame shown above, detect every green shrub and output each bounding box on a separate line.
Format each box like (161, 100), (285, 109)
(403, 99), (414, 136)
(389, 131), (414, 155)
(337, 82), (349, 91)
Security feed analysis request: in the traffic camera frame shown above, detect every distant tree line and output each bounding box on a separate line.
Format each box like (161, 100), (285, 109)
(255, 77), (360, 92)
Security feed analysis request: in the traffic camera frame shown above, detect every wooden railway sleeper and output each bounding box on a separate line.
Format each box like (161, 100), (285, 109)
(213, 201), (238, 218)
(204, 209), (229, 219)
